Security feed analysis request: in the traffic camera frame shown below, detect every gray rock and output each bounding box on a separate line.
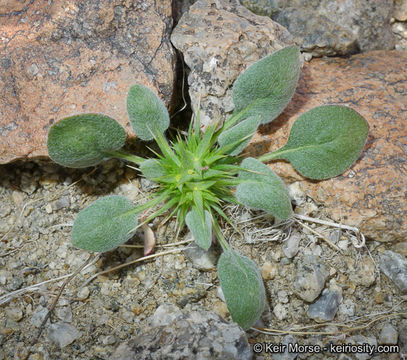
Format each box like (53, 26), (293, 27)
(111, 304), (253, 360)
(56, 306), (73, 323)
(273, 7), (358, 57)
(53, 195), (71, 211)
(380, 250), (407, 294)
(184, 241), (218, 271)
(171, 0), (293, 128)
(47, 322), (81, 348)
(338, 299), (356, 318)
(350, 256), (376, 287)
(282, 232), (301, 259)
(346, 335), (377, 360)
(378, 323), (398, 345)
(240, 0), (395, 56)
(273, 303), (288, 321)
(307, 290), (342, 322)
(277, 290), (289, 304)
(30, 305), (49, 328)
(294, 255), (328, 302)
(6, 307), (23, 322)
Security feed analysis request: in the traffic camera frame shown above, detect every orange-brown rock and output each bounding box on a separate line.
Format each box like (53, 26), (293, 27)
(248, 50), (407, 243)
(0, 0), (175, 164)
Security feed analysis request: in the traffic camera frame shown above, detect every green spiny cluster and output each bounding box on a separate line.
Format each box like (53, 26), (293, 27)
(47, 46), (369, 330)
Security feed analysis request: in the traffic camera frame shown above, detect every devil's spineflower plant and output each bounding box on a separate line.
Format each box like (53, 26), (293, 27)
(47, 46), (368, 330)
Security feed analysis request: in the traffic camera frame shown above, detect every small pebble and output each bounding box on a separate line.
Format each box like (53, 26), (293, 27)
(277, 290), (289, 304)
(6, 307), (23, 322)
(77, 286), (90, 300)
(307, 290), (342, 322)
(350, 256), (376, 287)
(288, 182), (306, 206)
(294, 255), (328, 302)
(184, 242), (217, 271)
(338, 299), (355, 317)
(379, 323), (398, 345)
(12, 191), (24, 206)
(102, 335), (117, 345)
(48, 322), (81, 348)
(45, 204), (53, 214)
(7, 276), (24, 291)
(261, 261), (278, 280)
(273, 303), (288, 321)
(53, 195), (70, 210)
(56, 307), (73, 323)
(380, 250), (407, 293)
(282, 232), (301, 259)
(30, 306), (49, 328)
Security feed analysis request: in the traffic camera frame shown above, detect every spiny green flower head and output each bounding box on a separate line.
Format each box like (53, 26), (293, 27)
(46, 46), (369, 330)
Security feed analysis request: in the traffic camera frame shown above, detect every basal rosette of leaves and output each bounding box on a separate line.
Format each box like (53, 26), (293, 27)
(47, 46), (369, 330)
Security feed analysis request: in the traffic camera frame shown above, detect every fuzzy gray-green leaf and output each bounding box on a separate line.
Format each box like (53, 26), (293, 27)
(72, 195), (138, 253)
(47, 114), (126, 168)
(269, 105), (369, 180)
(127, 84), (170, 141)
(233, 46), (300, 124)
(185, 209), (212, 250)
(218, 116), (260, 155)
(140, 159), (167, 180)
(217, 249), (266, 330)
(236, 158), (292, 220)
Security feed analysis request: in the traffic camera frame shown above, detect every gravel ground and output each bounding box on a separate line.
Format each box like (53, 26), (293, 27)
(0, 159), (406, 360)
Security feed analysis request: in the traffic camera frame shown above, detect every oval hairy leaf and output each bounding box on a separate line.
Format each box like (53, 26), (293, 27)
(218, 116), (261, 155)
(185, 209), (212, 250)
(72, 195), (138, 253)
(47, 114), (126, 168)
(217, 249), (266, 330)
(233, 46), (300, 124)
(271, 105), (369, 180)
(235, 158), (292, 220)
(140, 159), (167, 180)
(127, 84), (170, 141)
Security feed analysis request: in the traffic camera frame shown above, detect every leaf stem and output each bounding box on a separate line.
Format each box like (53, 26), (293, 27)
(212, 219), (230, 251)
(104, 150), (146, 165)
(257, 150), (283, 163)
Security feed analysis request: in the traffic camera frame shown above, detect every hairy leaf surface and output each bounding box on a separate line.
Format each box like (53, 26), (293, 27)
(72, 196), (138, 253)
(140, 159), (167, 180)
(185, 209), (212, 250)
(269, 105), (369, 179)
(47, 114), (126, 168)
(217, 249), (266, 330)
(127, 84), (170, 141)
(218, 116), (260, 155)
(236, 158), (292, 220)
(233, 46), (300, 124)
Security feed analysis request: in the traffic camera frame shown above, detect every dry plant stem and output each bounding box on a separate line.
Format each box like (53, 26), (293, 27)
(253, 312), (407, 336)
(0, 255), (100, 305)
(293, 218), (342, 253)
(294, 213), (365, 248)
(30, 253), (97, 347)
(80, 248), (187, 288)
